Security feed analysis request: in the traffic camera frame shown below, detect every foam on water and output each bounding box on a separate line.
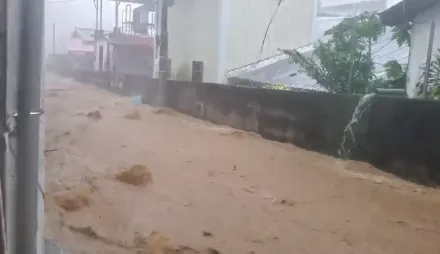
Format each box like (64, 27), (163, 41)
(339, 93), (376, 159)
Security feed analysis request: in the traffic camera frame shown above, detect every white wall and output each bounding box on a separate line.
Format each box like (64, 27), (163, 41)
(94, 39), (108, 71)
(168, 0), (221, 83)
(223, 0), (315, 77)
(406, 2), (440, 98)
(167, 0), (316, 84)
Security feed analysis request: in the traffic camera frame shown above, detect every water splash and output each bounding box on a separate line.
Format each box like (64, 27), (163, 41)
(339, 93), (376, 159)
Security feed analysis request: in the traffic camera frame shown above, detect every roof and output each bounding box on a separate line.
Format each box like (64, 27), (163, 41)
(72, 28), (95, 42)
(108, 33), (155, 47)
(72, 28), (112, 42)
(380, 0), (440, 26)
(226, 16), (409, 91)
(319, 0), (386, 16)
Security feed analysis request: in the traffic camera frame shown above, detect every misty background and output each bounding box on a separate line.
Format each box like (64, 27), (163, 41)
(44, 0), (138, 56)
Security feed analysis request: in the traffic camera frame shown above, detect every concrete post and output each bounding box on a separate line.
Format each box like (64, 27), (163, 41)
(7, 0), (45, 253)
(423, 22), (436, 99)
(157, 0), (169, 107)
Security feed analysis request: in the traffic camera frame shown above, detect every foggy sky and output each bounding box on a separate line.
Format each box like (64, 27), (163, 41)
(45, 0), (137, 54)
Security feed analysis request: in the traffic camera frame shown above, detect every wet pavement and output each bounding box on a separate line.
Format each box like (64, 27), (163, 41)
(44, 75), (440, 254)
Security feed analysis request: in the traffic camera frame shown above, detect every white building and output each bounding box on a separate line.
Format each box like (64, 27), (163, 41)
(381, 0), (440, 97)
(163, 0), (318, 84)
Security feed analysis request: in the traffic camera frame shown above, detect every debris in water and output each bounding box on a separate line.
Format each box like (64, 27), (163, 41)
(115, 164), (152, 186)
(68, 225), (130, 249)
(54, 193), (91, 212)
(233, 165), (237, 171)
(241, 186), (257, 194)
(153, 107), (177, 116)
(145, 231), (177, 254)
(86, 110), (102, 120)
(275, 199), (295, 206)
(123, 109), (141, 120)
(202, 231), (214, 237)
(133, 231), (220, 254)
(68, 225), (99, 239)
(204, 248), (221, 254)
(133, 232), (149, 249)
(44, 148), (58, 154)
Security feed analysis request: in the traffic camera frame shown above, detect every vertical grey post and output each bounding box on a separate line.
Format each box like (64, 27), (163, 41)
(114, 0), (119, 32)
(100, 0), (103, 31)
(347, 4), (356, 94)
(157, 0), (169, 107)
(94, 0), (99, 31)
(0, 1), (7, 252)
(423, 22), (436, 99)
(13, 0), (45, 253)
(52, 23), (56, 55)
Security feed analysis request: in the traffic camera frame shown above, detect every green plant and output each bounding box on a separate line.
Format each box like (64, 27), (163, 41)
(281, 12), (411, 94)
(391, 22), (412, 47)
(416, 49), (440, 99)
(282, 12), (385, 94)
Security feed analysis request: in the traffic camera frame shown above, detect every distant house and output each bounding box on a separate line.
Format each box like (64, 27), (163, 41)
(380, 0), (440, 97)
(227, 0), (409, 92)
(67, 28), (96, 55)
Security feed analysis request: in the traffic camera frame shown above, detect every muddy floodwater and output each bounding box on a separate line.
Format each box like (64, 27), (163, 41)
(44, 76), (440, 254)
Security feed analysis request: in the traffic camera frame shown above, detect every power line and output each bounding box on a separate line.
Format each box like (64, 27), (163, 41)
(258, 0), (283, 61)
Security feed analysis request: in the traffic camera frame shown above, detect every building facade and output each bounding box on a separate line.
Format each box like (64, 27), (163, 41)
(406, 2), (440, 97)
(165, 0), (318, 83)
(381, 0), (440, 97)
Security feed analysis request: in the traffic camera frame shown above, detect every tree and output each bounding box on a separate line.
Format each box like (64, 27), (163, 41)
(416, 49), (440, 99)
(282, 12), (385, 94)
(391, 22), (412, 47)
(281, 12), (412, 94)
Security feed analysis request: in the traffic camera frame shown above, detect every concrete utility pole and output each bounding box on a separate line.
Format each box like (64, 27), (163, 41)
(94, 0), (99, 31)
(423, 22), (436, 99)
(157, 0), (169, 107)
(0, 0), (6, 251)
(100, 0), (103, 30)
(6, 0), (45, 253)
(114, 0), (121, 32)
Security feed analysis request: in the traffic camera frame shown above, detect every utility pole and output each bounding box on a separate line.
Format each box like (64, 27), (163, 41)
(94, 0), (99, 31)
(0, 0), (7, 251)
(423, 22), (436, 99)
(347, 4), (357, 94)
(114, 0), (121, 32)
(7, 0), (45, 254)
(52, 23), (56, 55)
(100, 0), (103, 31)
(158, 0), (169, 106)
(157, 0), (169, 107)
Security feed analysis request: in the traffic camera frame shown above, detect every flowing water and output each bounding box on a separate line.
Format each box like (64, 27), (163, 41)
(339, 93), (376, 159)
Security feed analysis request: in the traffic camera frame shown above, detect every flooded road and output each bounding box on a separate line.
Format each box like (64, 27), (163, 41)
(44, 76), (440, 254)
